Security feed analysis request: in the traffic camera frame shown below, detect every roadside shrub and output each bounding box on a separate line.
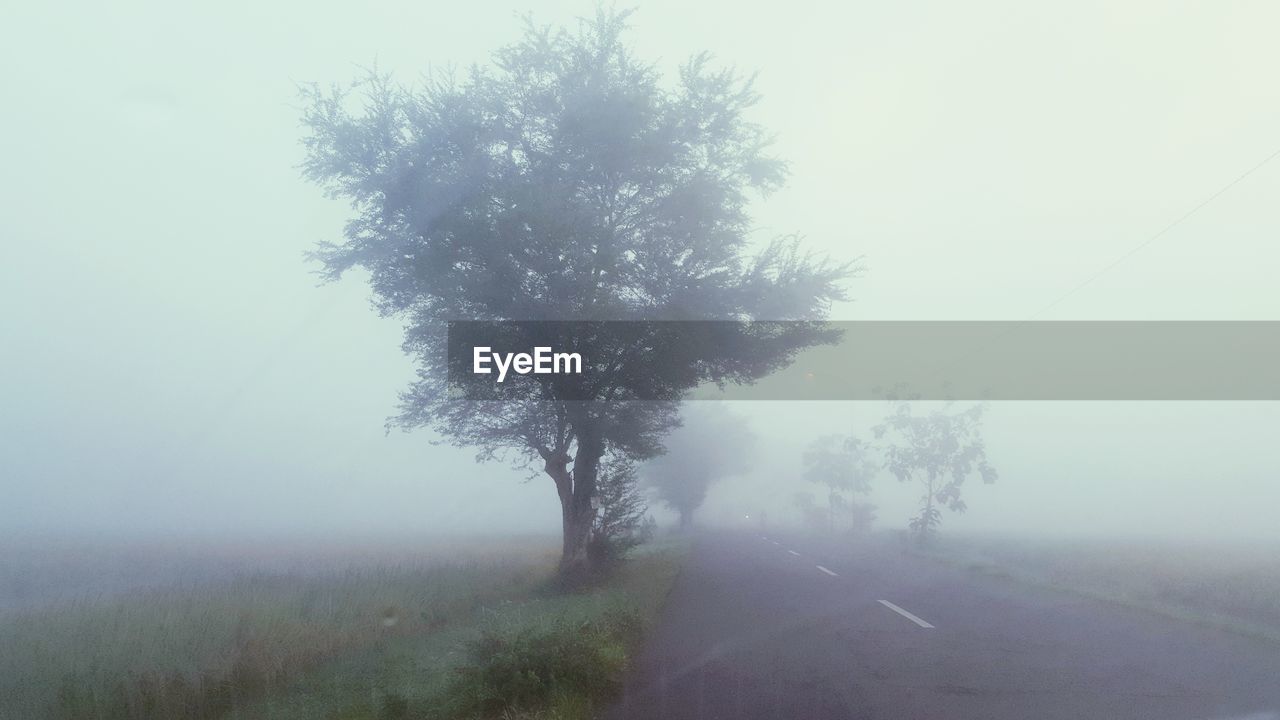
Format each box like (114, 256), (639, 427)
(589, 458), (654, 568)
(444, 610), (642, 717)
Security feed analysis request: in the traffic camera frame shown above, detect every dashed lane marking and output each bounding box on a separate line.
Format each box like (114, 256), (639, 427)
(878, 599), (935, 629)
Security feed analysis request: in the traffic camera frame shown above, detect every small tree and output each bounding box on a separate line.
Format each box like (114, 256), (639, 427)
(874, 402), (997, 544)
(589, 456), (654, 566)
(802, 434), (877, 533)
(644, 405), (755, 529)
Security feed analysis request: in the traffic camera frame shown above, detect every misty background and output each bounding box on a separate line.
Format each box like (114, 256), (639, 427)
(3, 0), (1278, 541)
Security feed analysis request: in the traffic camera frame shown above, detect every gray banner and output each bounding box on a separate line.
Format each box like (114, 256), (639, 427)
(695, 321), (1280, 400)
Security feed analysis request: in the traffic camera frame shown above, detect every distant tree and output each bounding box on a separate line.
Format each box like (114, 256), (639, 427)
(588, 456), (654, 566)
(802, 434), (878, 533)
(299, 10), (850, 579)
(847, 496), (878, 534)
(874, 402), (997, 544)
(791, 491), (829, 532)
(644, 405), (755, 529)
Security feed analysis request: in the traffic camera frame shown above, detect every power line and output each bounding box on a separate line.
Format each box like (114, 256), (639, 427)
(1026, 146), (1280, 320)
(914, 145), (1280, 393)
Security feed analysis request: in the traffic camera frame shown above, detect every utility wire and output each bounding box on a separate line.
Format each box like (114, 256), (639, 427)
(914, 144), (1280, 397)
(1025, 146), (1280, 320)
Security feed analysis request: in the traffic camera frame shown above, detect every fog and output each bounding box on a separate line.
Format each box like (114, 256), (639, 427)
(3, 1), (1279, 544)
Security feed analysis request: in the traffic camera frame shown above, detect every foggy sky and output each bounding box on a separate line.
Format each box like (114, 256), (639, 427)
(3, 1), (1278, 541)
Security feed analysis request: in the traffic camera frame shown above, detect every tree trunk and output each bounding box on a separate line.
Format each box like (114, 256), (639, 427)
(557, 418), (605, 583)
(560, 496), (594, 581)
(917, 476), (936, 545)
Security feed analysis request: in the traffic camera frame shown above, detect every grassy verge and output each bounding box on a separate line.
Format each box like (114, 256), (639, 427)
(233, 537), (688, 720)
(0, 536), (688, 720)
(915, 534), (1280, 643)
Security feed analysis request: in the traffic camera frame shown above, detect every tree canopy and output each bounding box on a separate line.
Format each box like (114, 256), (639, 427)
(300, 9), (851, 575)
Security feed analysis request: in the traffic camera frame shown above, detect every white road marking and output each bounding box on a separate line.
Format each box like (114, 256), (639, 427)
(816, 565), (838, 577)
(788, 550), (801, 556)
(762, 536), (769, 541)
(878, 599), (935, 629)
(772, 541), (781, 546)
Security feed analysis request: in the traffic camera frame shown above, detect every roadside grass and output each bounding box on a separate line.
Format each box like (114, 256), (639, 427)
(0, 535), (688, 720)
(917, 534), (1280, 643)
(230, 536), (688, 720)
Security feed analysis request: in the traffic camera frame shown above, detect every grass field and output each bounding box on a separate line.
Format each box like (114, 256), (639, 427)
(920, 533), (1280, 642)
(0, 534), (688, 720)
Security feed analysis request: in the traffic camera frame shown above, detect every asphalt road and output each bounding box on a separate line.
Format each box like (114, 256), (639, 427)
(605, 530), (1280, 720)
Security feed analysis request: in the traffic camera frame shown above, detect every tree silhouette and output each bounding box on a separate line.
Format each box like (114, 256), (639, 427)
(300, 9), (850, 578)
(802, 434), (878, 533)
(643, 404), (755, 529)
(874, 402), (997, 544)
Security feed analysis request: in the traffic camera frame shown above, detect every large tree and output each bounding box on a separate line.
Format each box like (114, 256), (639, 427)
(300, 10), (850, 578)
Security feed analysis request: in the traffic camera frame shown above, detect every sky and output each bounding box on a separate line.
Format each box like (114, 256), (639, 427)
(2, 0), (1278, 541)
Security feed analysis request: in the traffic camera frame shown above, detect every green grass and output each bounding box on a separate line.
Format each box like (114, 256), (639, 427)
(437, 608), (640, 718)
(917, 534), (1280, 643)
(229, 537), (688, 720)
(0, 535), (688, 720)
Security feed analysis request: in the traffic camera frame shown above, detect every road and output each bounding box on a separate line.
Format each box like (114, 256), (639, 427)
(605, 530), (1280, 720)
